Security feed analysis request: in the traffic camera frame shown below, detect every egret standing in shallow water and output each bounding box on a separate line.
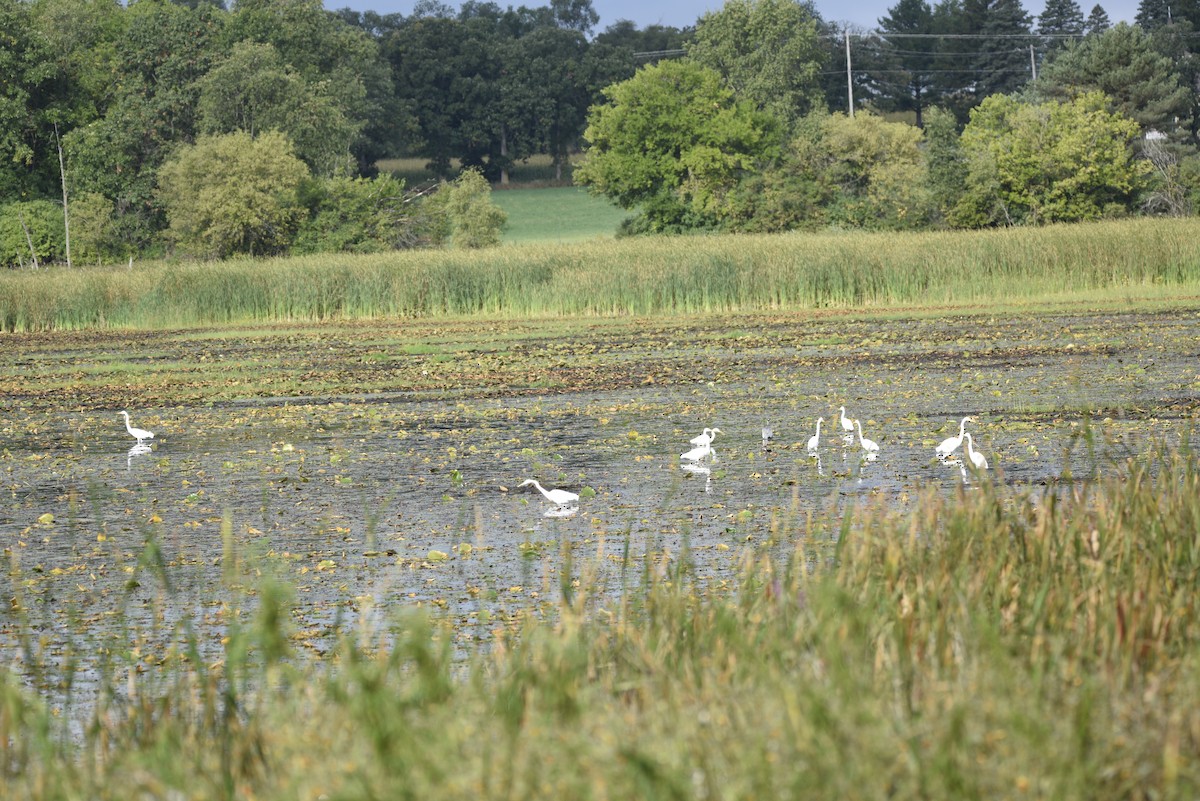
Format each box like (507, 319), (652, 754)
(519, 479), (579, 507)
(119, 410), (154, 444)
(690, 427), (722, 447)
(681, 442), (717, 463)
(838, 406), (855, 443)
(963, 432), (989, 470)
(807, 417), (823, 453)
(854, 419), (879, 455)
(935, 416), (973, 460)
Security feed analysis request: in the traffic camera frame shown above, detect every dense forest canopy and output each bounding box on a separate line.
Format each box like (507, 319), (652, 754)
(1, 0), (1198, 264)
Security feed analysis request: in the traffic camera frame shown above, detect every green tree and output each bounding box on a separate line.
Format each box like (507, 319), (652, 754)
(574, 60), (781, 231)
(976, 0), (1035, 98)
(0, 200), (64, 267)
(1038, 0), (1085, 51)
(808, 112), (933, 229)
(1029, 22), (1191, 138)
(0, 0), (61, 197)
(426, 168), (507, 248)
(686, 0), (825, 129)
(870, 0), (940, 127)
(923, 106), (969, 219)
(157, 130), (310, 258)
(1085, 4), (1111, 34)
(952, 91), (1148, 225)
(197, 41), (360, 177)
(69, 191), (116, 264)
(61, 0), (224, 251)
(293, 174), (422, 253)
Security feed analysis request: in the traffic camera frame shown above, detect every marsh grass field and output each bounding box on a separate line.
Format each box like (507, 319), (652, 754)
(2, 221), (1200, 799)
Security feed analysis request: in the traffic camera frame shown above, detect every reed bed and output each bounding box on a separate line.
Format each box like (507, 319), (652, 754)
(2, 218), (1199, 332)
(3, 442), (1199, 799)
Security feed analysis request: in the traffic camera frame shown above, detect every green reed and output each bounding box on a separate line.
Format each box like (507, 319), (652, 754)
(3, 439), (1198, 800)
(1, 218), (1198, 332)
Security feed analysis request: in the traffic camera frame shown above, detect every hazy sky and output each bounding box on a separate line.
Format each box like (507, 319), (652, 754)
(327, 0), (1143, 31)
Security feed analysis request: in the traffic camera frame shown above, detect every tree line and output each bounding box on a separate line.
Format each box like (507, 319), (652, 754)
(1, 0), (1198, 265)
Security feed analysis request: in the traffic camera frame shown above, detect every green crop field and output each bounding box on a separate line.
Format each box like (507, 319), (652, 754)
(492, 186), (630, 243)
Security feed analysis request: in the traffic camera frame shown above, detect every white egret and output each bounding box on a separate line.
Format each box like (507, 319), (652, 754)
(681, 442), (716, 462)
(839, 406), (855, 443)
(935, 416), (973, 460)
(854, 419), (879, 454)
(519, 479), (579, 507)
(807, 417), (823, 452)
(690, 427), (722, 447)
(963, 432), (989, 470)
(761, 426), (773, 448)
(119, 410), (154, 443)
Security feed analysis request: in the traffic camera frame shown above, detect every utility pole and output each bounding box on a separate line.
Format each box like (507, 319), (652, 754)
(1029, 44), (1037, 81)
(846, 30), (854, 118)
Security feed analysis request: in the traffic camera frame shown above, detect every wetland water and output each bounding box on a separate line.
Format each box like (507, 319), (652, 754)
(2, 306), (1198, 708)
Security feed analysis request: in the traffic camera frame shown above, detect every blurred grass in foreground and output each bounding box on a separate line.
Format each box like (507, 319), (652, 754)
(2, 436), (1198, 799)
(2, 218), (1199, 331)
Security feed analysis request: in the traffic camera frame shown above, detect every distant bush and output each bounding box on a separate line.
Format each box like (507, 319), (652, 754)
(293, 174), (427, 254)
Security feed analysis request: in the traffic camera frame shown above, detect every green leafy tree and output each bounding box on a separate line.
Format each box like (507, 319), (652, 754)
(952, 91), (1147, 226)
(686, 0), (825, 129)
(197, 41), (360, 177)
(69, 191), (116, 263)
(425, 168), (507, 248)
(0, 0), (60, 197)
(575, 59), (781, 231)
(157, 130), (310, 258)
(923, 106), (969, 220)
(224, 0), (398, 173)
(809, 112), (934, 229)
(0, 200), (65, 267)
(293, 174), (423, 253)
(61, 0), (224, 251)
(1029, 22), (1191, 138)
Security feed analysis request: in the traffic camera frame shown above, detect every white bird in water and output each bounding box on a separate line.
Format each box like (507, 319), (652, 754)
(690, 427), (722, 447)
(119, 410), (154, 443)
(761, 426), (773, 448)
(854, 419), (879, 454)
(681, 442), (717, 462)
(963, 432), (989, 470)
(935, 416), (974, 460)
(839, 406), (855, 443)
(807, 417), (823, 453)
(519, 479), (579, 507)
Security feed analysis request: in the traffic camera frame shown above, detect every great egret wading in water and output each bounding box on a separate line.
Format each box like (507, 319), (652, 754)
(854, 419), (879, 454)
(681, 442), (716, 462)
(807, 417), (823, 452)
(690, 427), (722, 447)
(839, 406), (855, 442)
(119, 410), (154, 443)
(935, 416), (973, 460)
(519, 479), (579, 506)
(963, 432), (989, 470)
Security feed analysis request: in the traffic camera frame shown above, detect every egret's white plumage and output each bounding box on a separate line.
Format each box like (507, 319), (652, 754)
(854, 419), (879, 454)
(119, 410), (154, 443)
(690, 427), (722, 447)
(935, 416), (973, 460)
(519, 479), (579, 506)
(681, 442), (716, 462)
(807, 417), (823, 452)
(964, 432), (989, 470)
(839, 406), (854, 434)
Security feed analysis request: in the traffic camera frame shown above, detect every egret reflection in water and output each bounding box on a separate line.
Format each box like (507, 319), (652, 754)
(681, 462), (713, 493)
(126, 442), (152, 469)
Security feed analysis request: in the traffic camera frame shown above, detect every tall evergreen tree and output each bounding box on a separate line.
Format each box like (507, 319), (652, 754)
(871, 0), (940, 126)
(977, 0), (1035, 98)
(1039, 0), (1085, 51)
(1135, 0), (1173, 30)
(1085, 4), (1111, 34)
